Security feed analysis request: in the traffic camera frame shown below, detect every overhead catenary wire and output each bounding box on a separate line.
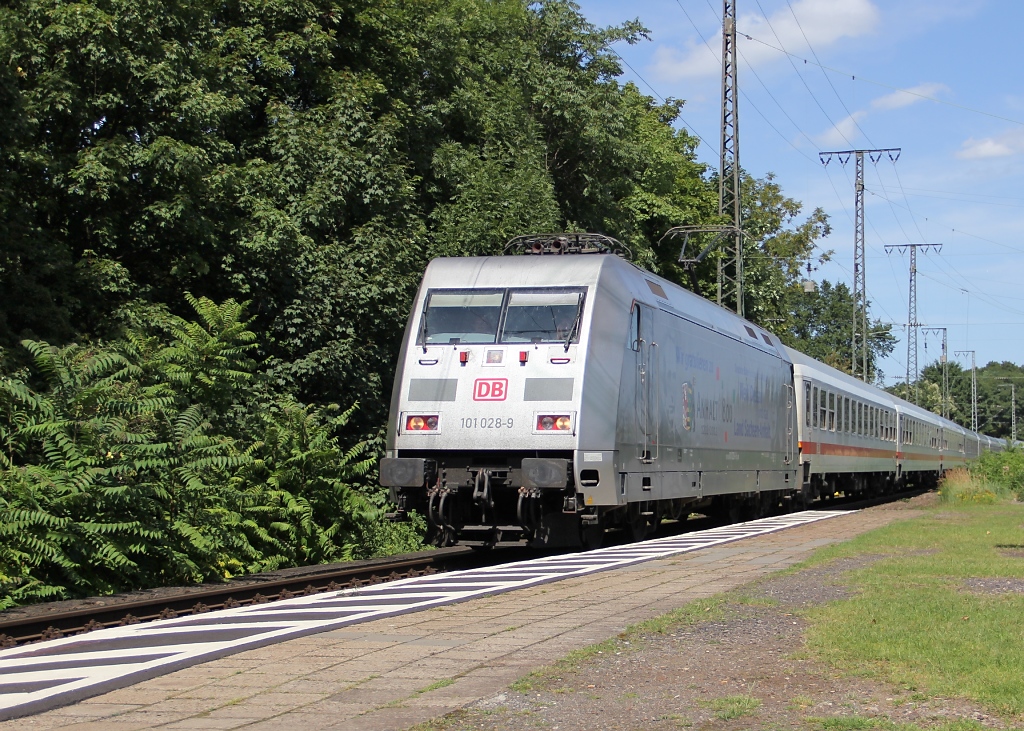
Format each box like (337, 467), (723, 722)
(782, 0), (874, 147)
(606, 47), (718, 156)
(739, 0), (855, 147)
(737, 32), (1024, 127)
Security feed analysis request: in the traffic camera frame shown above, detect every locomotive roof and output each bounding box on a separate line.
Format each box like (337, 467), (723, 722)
(422, 255), (786, 359)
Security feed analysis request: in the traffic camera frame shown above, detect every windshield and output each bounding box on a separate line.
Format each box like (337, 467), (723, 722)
(422, 290), (503, 344)
(500, 290), (584, 343)
(419, 287), (586, 346)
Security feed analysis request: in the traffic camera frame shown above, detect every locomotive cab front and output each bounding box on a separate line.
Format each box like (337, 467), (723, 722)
(381, 254), (603, 548)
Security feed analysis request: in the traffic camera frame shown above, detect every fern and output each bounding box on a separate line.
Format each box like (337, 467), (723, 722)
(0, 293), (422, 609)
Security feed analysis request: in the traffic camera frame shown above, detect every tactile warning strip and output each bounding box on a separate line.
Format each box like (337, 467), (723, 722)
(0, 510), (844, 720)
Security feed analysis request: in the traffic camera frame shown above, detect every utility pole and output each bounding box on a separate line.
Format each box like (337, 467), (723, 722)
(921, 327), (948, 419)
(956, 350), (978, 433)
(819, 148), (901, 381)
(1008, 384), (1016, 442)
(993, 377), (1018, 442)
(718, 0), (742, 317)
(885, 243), (941, 404)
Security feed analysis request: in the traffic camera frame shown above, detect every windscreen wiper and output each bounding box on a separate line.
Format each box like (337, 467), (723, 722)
(420, 308), (429, 353)
(564, 297), (583, 352)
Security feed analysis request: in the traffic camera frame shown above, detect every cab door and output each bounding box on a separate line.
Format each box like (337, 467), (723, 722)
(631, 302), (658, 463)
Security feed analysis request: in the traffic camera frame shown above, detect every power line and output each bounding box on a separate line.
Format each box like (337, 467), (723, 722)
(607, 48), (718, 155)
(738, 32), (1024, 127)
(780, 0), (874, 145)
(744, 0), (854, 147)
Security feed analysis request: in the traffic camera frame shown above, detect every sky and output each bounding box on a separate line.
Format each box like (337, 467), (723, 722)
(575, 0), (1024, 389)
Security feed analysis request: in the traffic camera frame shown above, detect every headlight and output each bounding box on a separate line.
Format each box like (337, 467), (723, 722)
(405, 414), (439, 431)
(536, 414), (572, 431)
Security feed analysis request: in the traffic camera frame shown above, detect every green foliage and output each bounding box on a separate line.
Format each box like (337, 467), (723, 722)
(968, 450), (1024, 499)
(0, 296), (422, 607)
(780, 279), (895, 379)
(902, 360), (1024, 437)
(938, 467), (1006, 504)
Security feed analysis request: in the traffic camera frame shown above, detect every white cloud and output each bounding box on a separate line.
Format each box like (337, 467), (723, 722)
(871, 83), (949, 111)
(817, 111), (867, 147)
(811, 82), (947, 147)
(651, 0), (879, 82)
(957, 129), (1024, 159)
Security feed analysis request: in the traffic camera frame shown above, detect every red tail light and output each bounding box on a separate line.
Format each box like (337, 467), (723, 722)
(405, 415), (439, 431)
(536, 415), (571, 431)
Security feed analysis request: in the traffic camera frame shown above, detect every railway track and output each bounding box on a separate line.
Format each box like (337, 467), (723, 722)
(0, 487), (928, 649)
(0, 547), (489, 648)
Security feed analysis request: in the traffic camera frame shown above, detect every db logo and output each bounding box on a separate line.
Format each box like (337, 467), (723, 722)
(473, 378), (508, 401)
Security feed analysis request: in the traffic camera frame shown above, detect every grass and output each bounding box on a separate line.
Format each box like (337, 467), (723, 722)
(801, 501), (1024, 717)
(416, 677), (455, 694)
(788, 694), (815, 710)
(805, 717), (987, 731)
(699, 694), (761, 720)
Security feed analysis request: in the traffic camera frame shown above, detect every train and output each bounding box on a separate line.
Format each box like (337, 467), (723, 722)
(380, 234), (1004, 548)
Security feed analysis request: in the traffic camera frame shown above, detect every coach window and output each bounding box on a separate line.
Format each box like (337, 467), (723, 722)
(812, 386), (819, 428)
(843, 397), (850, 432)
(805, 382), (811, 426)
(837, 397), (843, 433)
(828, 392), (835, 431)
(819, 390), (828, 429)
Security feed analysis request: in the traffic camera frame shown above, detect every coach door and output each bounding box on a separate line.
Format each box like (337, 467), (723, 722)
(631, 302), (658, 463)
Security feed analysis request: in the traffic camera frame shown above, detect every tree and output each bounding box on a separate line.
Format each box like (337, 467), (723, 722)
(774, 279), (895, 379)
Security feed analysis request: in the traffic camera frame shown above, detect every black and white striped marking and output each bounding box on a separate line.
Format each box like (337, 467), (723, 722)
(0, 510), (844, 720)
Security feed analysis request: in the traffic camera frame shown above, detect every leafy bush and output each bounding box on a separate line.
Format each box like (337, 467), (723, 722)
(939, 453), (1024, 505)
(970, 448), (1024, 500)
(938, 469), (1000, 505)
(0, 295), (422, 609)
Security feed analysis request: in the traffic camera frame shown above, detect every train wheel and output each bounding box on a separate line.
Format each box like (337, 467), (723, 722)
(627, 503), (651, 542)
(580, 522), (604, 550)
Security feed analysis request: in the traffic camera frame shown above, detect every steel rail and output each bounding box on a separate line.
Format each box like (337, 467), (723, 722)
(0, 548), (480, 647)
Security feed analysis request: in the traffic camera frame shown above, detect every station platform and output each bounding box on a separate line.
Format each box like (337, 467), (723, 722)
(2, 504), (919, 730)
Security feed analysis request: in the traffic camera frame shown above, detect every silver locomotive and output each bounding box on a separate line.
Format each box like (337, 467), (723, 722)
(381, 234), (1002, 547)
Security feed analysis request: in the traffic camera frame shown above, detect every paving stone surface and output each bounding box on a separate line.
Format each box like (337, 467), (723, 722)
(5, 505), (917, 731)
